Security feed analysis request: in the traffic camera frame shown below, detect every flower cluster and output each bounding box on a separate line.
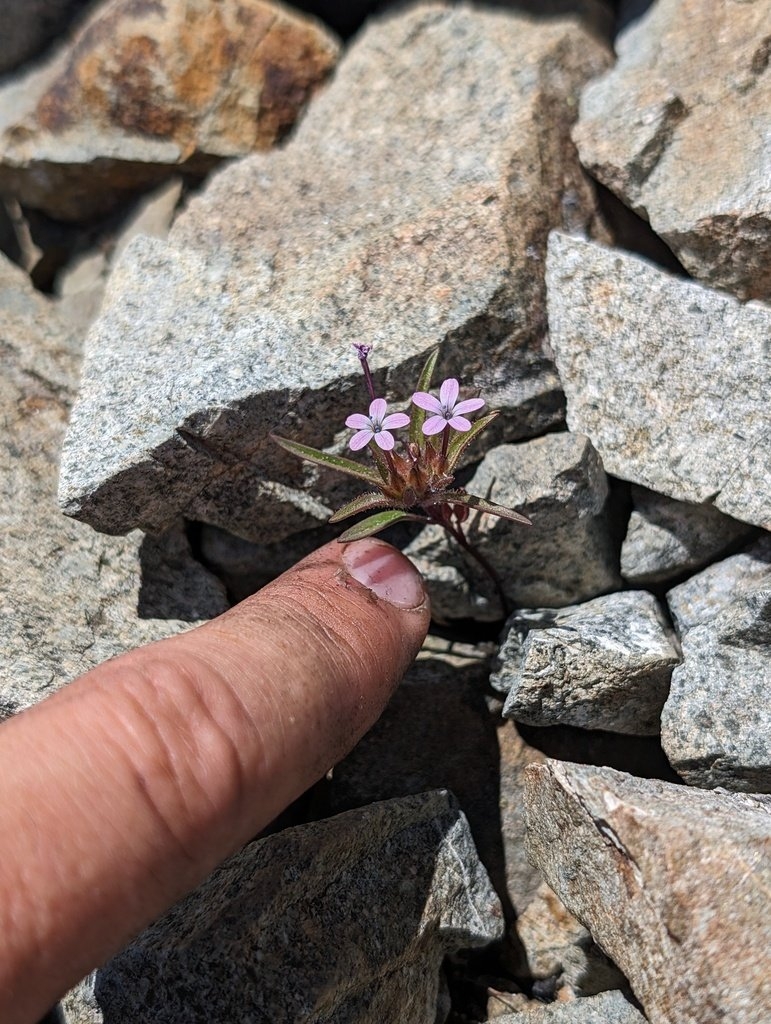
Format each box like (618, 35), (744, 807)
(272, 345), (531, 607)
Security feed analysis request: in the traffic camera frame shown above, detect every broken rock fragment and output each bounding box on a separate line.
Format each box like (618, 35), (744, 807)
(92, 791), (503, 1023)
(573, 0), (771, 300)
(0, 0), (340, 220)
(57, 4), (610, 544)
(547, 232), (771, 530)
(493, 591), (679, 735)
(525, 760), (771, 1024)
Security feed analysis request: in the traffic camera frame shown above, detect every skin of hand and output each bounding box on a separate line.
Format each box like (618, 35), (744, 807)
(0, 538), (430, 1024)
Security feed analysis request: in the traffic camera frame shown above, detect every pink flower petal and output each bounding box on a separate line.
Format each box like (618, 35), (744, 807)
(369, 397), (388, 421)
(382, 412), (411, 429)
(448, 415), (472, 432)
(345, 412), (372, 429)
(422, 415), (448, 435)
(453, 397), (485, 416)
(349, 429), (373, 450)
(412, 391), (442, 413)
(439, 378), (459, 409)
(374, 429), (395, 450)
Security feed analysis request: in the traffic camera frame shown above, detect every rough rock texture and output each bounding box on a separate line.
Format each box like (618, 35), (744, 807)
(512, 881), (628, 1002)
(92, 791), (503, 1023)
(0, 252), (228, 717)
(620, 484), (754, 585)
(525, 761), (771, 1024)
(493, 989), (646, 1023)
(493, 591), (679, 735)
(57, 4), (610, 543)
(547, 233), (771, 530)
(0, 0), (90, 75)
(666, 535), (771, 636)
(329, 656), (546, 920)
(405, 433), (621, 621)
(573, 0), (771, 300)
(0, 0), (339, 220)
(661, 587), (771, 792)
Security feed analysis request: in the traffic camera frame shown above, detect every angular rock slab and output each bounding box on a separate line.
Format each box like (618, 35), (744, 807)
(92, 791), (503, 1023)
(58, 4), (610, 543)
(405, 432), (620, 620)
(525, 761), (771, 1024)
(573, 0), (771, 301)
(661, 587), (771, 792)
(620, 484), (754, 586)
(0, 253), (228, 718)
(493, 989), (646, 1023)
(666, 534), (771, 636)
(547, 232), (771, 529)
(0, 0), (339, 220)
(493, 591), (679, 735)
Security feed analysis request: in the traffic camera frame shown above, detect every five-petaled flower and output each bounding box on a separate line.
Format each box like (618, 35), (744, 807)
(345, 398), (411, 451)
(412, 378), (485, 435)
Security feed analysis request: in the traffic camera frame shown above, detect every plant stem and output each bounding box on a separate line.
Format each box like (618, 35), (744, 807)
(426, 508), (511, 617)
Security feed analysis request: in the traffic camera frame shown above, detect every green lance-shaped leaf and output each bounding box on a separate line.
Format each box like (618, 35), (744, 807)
(444, 411), (499, 473)
(409, 346), (440, 447)
(425, 490), (532, 526)
(337, 509), (429, 542)
(329, 491), (396, 523)
(271, 434), (382, 486)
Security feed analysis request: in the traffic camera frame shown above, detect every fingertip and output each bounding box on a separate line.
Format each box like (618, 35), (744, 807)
(340, 538), (428, 611)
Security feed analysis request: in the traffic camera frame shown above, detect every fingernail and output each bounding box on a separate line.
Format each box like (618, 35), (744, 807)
(342, 540), (426, 609)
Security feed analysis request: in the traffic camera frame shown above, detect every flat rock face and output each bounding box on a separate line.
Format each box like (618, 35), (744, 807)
(57, 4), (610, 543)
(666, 535), (771, 636)
(0, 0), (339, 220)
(547, 232), (771, 529)
(525, 761), (771, 1024)
(573, 0), (771, 300)
(493, 989), (646, 1023)
(0, 253), (228, 718)
(405, 432), (621, 620)
(92, 791), (503, 1023)
(661, 587), (771, 792)
(493, 591), (680, 735)
(620, 485), (754, 586)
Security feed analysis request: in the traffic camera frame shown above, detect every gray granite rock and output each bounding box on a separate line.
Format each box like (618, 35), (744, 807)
(666, 535), (771, 637)
(58, 4), (610, 543)
(525, 761), (771, 1024)
(329, 656), (546, 921)
(493, 591), (679, 735)
(573, 0), (771, 301)
(91, 791), (503, 1023)
(661, 587), (771, 792)
(492, 989), (646, 1023)
(547, 233), (771, 530)
(0, 253), (228, 718)
(405, 432), (621, 621)
(621, 485), (754, 586)
(0, 0), (339, 220)
(512, 881), (628, 1003)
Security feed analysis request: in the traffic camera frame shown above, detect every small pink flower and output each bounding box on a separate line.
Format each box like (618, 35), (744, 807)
(412, 378), (485, 435)
(345, 398), (411, 451)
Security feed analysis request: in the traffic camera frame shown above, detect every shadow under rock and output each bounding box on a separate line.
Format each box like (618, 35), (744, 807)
(137, 526), (229, 622)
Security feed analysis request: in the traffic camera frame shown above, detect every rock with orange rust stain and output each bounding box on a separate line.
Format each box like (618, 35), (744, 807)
(0, 0), (339, 220)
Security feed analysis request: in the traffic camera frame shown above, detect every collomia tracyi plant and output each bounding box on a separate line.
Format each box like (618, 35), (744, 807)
(271, 344), (531, 609)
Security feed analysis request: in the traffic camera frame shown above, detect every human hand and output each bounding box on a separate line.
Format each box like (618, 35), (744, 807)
(0, 539), (429, 1024)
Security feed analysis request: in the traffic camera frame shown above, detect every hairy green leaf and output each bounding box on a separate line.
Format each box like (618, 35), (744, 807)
(337, 509), (428, 542)
(425, 490), (532, 526)
(271, 434), (382, 485)
(329, 491), (395, 523)
(444, 411), (498, 473)
(409, 346), (440, 447)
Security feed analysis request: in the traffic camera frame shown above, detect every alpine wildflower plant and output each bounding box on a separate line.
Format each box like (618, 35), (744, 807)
(271, 344), (531, 609)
